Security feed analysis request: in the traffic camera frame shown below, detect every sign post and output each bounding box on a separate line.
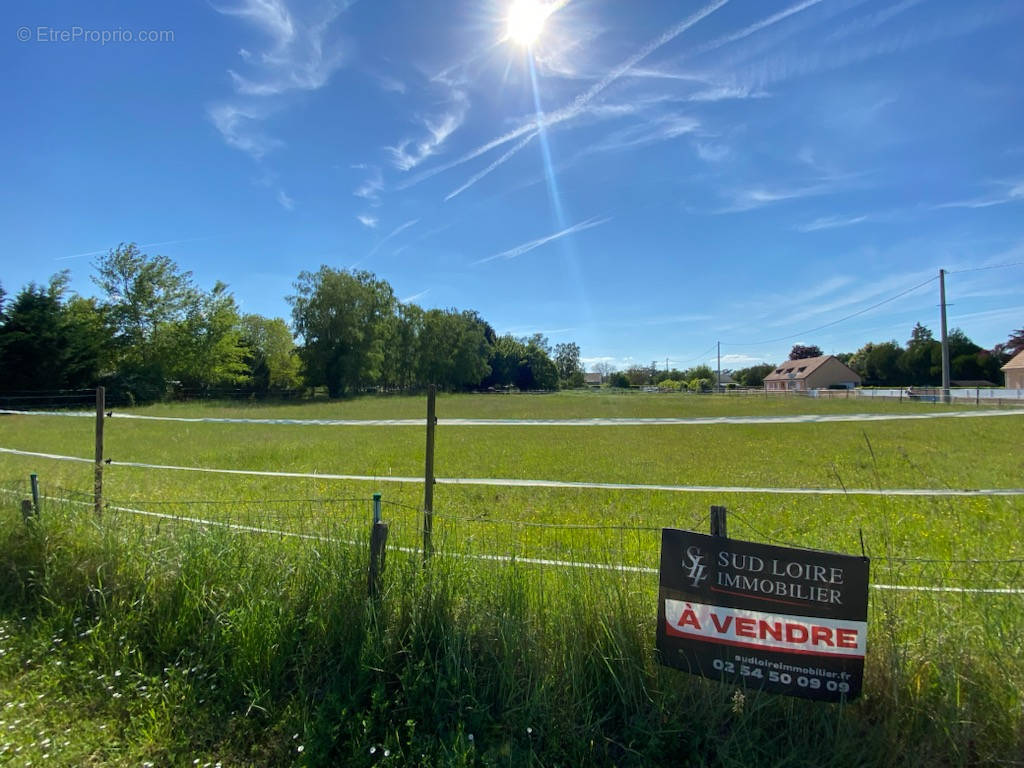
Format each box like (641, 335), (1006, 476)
(657, 523), (869, 701)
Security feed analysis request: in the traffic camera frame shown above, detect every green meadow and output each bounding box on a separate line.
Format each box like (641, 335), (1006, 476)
(1, 392), (1022, 765)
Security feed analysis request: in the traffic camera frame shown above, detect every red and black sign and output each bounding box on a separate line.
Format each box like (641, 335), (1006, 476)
(656, 529), (869, 701)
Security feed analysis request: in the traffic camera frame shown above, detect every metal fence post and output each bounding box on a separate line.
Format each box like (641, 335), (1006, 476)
(94, 386), (105, 516)
(710, 505), (727, 538)
(423, 385), (436, 560)
(368, 492), (389, 599)
(30, 473), (40, 516)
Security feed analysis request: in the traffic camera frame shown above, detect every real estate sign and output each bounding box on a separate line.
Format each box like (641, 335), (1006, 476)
(657, 529), (869, 701)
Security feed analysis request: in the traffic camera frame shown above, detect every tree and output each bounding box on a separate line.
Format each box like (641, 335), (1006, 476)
(849, 341), (902, 386)
(733, 363), (775, 388)
(907, 322), (934, 348)
(1002, 328), (1024, 358)
(590, 361), (614, 379)
(789, 344), (823, 360)
(485, 334), (557, 390)
(608, 371), (630, 388)
(0, 273), (112, 392)
(683, 364), (715, 382)
(240, 314), (302, 393)
(554, 342), (584, 388)
(160, 282), (249, 390)
(0, 274), (72, 391)
(289, 267), (396, 398)
(624, 365), (652, 386)
(900, 323), (940, 386)
(417, 309), (493, 391)
(380, 302), (424, 391)
(93, 243), (198, 351)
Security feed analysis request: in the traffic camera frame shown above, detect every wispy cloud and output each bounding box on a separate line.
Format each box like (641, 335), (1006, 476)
(208, 104), (283, 159)
(796, 214), (869, 232)
(386, 89), (469, 171)
(353, 165), (384, 205)
(934, 181), (1024, 210)
(276, 189), (295, 210)
(208, 0), (346, 158)
(694, 142), (731, 162)
(374, 73), (406, 94)
(715, 183), (834, 213)
(218, 0), (346, 96)
(357, 214), (378, 228)
(473, 216), (610, 266)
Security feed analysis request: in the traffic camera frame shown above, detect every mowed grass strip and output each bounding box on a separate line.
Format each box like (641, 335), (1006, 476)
(95, 389), (982, 419)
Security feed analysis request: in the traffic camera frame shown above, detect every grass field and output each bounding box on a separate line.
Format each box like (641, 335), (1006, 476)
(1, 391), (1022, 765)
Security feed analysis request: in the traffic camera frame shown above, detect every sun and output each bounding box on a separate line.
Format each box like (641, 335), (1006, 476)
(506, 0), (550, 46)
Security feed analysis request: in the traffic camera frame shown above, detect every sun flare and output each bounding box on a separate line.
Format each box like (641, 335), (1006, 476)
(507, 0), (550, 46)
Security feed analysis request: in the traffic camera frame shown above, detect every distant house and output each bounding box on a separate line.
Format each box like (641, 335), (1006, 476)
(1002, 350), (1024, 388)
(584, 372), (603, 386)
(763, 355), (861, 392)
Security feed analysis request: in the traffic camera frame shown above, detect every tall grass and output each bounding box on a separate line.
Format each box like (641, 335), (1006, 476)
(1, 493), (1021, 766)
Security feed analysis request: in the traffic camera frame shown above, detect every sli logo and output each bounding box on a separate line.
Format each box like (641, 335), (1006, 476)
(683, 546), (710, 588)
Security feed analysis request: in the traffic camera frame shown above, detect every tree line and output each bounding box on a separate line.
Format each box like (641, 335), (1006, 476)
(2, 243), (1019, 400)
(0, 244), (584, 401)
(724, 327), (1022, 388)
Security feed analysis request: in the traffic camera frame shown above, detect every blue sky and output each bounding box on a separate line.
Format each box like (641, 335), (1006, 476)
(2, 0), (1022, 371)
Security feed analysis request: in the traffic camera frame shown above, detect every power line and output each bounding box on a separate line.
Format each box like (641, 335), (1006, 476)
(947, 261), (1024, 275)
(721, 275), (939, 347)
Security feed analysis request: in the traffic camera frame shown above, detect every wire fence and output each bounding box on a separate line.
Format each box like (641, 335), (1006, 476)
(3, 483), (1022, 597)
(2, 389), (1023, 596)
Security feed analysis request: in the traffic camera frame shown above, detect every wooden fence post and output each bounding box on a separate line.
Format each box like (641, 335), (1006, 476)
(423, 385), (436, 560)
(710, 505), (727, 538)
(21, 499), (34, 523)
(94, 386), (105, 517)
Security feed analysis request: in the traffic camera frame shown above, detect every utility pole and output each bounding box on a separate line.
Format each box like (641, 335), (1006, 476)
(716, 341), (721, 393)
(939, 269), (950, 404)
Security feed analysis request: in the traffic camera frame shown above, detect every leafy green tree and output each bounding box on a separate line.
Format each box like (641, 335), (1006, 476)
(0, 273), (111, 391)
(91, 243), (201, 399)
(624, 365), (653, 386)
(789, 344), (823, 360)
(608, 371), (630, 388)
(485, 334), (557, 390)
(240, 314), (303, 393)
(554, 342), (584, 388)
(417, 309), (493, 391)
(162, 282), (249, 390)
(380, 303), (424, 390)
(733, 363), (775, 387)
(900, 323), (940, 385)
(93, 243), (198, 353)
(683, 364), (715, 382)
(1002, 328), (1024, 357)
(523, 336), (558, 390)
(289, 267), (396, 397)
(849, 341), (902, 385)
